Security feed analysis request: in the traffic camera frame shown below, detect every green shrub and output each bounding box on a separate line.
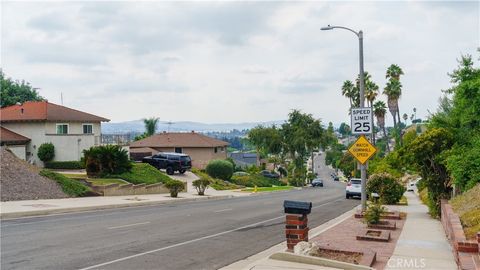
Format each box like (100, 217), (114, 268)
(38, 143), (55, 162)
(83, 145), (132, 176)
(230, 174), (285, 187)
(192, 177), (211, 195)
(44, 161), (85, 169)
(367, 173), (406, 204)
(39, 169), (90, 197)
(364, 202), (386, 225)
(192, 168), (240, 190)
(108, 163), (171, 185)
(205, 159), (233, 180)
(165, 180), (185, 197)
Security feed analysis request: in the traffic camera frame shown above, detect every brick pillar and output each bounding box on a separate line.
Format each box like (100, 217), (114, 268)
(285, 214), (309, 251)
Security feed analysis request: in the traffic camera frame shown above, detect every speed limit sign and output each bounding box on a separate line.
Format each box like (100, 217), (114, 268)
(351, 107), (373, 135)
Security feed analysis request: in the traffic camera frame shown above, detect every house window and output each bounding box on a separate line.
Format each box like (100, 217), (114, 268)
(214, 147), (218, 153)
(175, 147), (183, 153)
(220, 147), (225, 152)
(56, 124), (69, 134)
(83, 124), (93, 134)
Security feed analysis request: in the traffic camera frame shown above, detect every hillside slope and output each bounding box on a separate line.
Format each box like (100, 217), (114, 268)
(1, 148), (67, 201)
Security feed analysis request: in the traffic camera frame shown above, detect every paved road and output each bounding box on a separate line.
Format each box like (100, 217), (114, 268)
(1, 158), (359, 270)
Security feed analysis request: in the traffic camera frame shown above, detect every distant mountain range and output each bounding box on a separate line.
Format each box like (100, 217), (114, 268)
(102, 120), (285, 134)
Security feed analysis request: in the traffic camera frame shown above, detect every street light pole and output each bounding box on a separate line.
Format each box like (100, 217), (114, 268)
(321, 25), (368, 211)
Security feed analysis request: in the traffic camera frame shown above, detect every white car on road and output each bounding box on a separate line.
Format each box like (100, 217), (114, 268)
(346, 178), (362, 199)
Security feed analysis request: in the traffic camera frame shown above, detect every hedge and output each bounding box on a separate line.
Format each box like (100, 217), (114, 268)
(39, 169), (91, 197)
(205, 159), (233, 180)
(366, 173), (406, 204)
(230, 174), (286, 187)
(44, 161), (85, 170)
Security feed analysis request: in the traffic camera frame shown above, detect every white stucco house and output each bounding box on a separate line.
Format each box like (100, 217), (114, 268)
(0, 101), (109, 166)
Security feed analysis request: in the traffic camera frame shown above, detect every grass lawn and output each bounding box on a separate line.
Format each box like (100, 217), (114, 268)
(61, 173), (87, 179)
(107, 163), (172, 185)
(241, 186), (294, 193)
(86, 178), (129, 186)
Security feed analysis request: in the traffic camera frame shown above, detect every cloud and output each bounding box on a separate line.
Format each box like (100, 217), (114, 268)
(1, 1), (478, 125)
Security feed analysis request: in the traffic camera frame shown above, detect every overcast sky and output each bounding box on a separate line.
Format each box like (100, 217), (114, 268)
(2, 1), (478, 126)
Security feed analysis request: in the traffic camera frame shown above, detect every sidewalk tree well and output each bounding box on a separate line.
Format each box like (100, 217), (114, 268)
(37, 143), (55, 162)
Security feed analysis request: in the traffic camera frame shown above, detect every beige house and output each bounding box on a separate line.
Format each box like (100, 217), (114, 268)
(130, 131), (229, 169)
(0, 101), (109, 166)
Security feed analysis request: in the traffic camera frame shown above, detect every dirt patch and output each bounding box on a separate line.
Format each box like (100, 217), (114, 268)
(366, 230), (381, 237)
(310, 249), (362, 265)
(0, 148), (67, 201)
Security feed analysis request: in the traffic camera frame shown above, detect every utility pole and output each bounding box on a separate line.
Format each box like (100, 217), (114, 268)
(321, 25), (368, 211)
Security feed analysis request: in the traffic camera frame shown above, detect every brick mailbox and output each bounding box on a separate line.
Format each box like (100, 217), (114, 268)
(284, 200), (312, 251)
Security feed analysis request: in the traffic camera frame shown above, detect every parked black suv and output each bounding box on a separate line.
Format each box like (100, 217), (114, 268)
(142, 152), (192, 175)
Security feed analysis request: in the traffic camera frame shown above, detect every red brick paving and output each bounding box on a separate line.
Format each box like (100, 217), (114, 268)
(311, 215), (405, 270)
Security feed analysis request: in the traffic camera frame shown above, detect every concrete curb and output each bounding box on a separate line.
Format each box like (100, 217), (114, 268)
(1, 195), (233, 219)
(269, 252), (374, 270)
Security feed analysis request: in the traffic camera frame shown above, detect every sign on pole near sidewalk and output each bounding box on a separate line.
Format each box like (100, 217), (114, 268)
(351, 107), (373, 135)
(348, 135), (377, 165)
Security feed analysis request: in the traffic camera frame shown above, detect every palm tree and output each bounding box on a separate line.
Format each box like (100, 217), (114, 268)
(341, 80), (356, 108)
(373, 101), (389, 153)
(386, 64), (404, 81)
(385, 64), (404, 125)
(143, 117), (159, 136)
(383, 79), (402, 128)
(403, 113), (408, 125)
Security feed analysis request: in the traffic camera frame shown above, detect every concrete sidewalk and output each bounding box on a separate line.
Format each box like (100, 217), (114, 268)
(385, 192), (457, 270)
(0, 190), (249, 219)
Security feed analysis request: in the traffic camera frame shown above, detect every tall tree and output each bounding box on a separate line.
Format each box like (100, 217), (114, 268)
(248, 125), (283, 165)
(0, 70), (44, 107)
(373, 101), (389, 153)
(385, 64), (404, 126)
(341, 80), (358, 108)
(281, 110), (324, 186)
(383, 78), (402, 128)
(143, 117), (159, 136)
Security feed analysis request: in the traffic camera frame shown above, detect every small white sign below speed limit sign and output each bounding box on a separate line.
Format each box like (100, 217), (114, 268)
(351, 107), (373, 135)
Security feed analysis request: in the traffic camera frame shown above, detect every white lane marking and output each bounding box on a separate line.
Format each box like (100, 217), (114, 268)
(107, 222), (150, 230)
(213, 208), (232, 213)
(78, 198), (342, 270)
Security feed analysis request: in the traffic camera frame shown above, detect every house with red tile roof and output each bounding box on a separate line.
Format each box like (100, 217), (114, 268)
(130, 131), (229, 169)
(0, 101), (109, 165)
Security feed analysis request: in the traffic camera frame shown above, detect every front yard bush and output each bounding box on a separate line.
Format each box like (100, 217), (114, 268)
(108, 163), (171, 185)
(165, 180), (185, 197)
(205, 159), (233, 180)
(192, 177), (211, 195)
(39, 169), (90, 197)
(367, 173), (406, 204)
(38, 143), (55, 162)
(83, 145), (132, 176)
(44, 161), (85, 170)
(192, 168), (240, 190)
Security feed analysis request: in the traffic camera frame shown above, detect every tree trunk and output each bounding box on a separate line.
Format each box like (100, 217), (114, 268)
(387, 97), (398, 128)
(383, 126), (389, 153)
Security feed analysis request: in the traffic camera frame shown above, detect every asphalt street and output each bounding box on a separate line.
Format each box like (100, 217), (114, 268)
(1, 154), (359, 270)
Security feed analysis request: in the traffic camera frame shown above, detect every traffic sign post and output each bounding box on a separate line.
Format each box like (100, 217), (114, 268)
(351, 107), (373, 135)
(348, 135), (377, 164)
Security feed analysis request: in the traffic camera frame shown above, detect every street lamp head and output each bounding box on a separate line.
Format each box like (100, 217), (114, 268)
(320, 25), (334, 31)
